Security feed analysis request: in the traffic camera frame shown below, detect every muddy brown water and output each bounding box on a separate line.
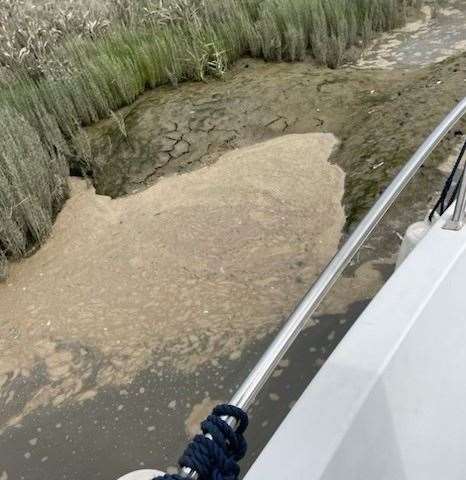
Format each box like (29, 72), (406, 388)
(1, 3), (466, 479)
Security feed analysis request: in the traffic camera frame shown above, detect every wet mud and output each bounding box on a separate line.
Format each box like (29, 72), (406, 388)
(87, 53), (466, 228)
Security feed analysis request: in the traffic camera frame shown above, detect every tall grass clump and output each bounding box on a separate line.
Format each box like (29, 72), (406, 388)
(0, 106), (68, 274)
(0, 0), (423, 276)
(244, 0), (410, 66)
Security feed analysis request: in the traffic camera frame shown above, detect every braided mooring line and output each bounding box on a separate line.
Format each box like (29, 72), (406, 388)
(155, 404), (248, 480)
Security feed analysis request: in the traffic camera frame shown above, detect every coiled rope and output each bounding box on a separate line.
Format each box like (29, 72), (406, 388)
(155, 404), (248, 480)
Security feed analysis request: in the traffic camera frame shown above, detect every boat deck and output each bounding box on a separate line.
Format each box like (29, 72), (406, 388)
(245, 209), (466, 479)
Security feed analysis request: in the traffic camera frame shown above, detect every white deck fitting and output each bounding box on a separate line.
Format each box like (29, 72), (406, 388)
(245, 211), (466, 480)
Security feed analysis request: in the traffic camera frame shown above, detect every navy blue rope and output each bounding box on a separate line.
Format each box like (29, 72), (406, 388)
(155, 404), (248, 480)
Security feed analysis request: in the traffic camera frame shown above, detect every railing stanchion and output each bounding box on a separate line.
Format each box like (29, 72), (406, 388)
(443, 163), (466, 230)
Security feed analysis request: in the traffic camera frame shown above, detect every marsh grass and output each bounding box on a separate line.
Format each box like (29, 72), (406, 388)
(0, 0), (424, 276)
(0, 107), (68, 259)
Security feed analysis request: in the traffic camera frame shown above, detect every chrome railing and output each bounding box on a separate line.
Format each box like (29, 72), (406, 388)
(180, 97), (466, 479)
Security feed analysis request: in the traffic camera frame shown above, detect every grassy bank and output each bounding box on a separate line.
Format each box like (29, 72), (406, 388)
(0, 0), (422, 276)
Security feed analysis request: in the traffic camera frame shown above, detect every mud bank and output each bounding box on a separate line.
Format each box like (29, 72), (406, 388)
(88, 54), (466, 228)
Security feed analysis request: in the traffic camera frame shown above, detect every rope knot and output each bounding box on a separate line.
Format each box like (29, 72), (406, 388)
(156, 404), (248, 480)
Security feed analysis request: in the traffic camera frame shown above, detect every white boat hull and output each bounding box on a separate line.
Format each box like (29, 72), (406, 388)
(246, 207), (466, 479)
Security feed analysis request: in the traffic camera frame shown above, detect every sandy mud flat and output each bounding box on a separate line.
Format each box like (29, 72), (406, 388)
(0, 134), (344, 429)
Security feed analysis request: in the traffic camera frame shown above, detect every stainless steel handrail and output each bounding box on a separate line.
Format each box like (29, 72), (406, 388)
(180, 97), (466, 479)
